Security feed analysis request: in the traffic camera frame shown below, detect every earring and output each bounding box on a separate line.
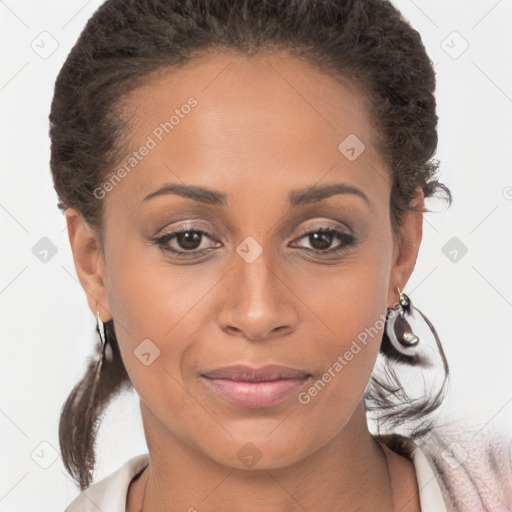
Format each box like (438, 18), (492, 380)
(95, 309), (108, 367)
(85, 310), (110, 416)
(385, 286), (420, 358)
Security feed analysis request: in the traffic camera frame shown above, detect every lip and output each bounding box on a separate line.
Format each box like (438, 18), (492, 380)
(201, 364), (311, 381)
(200, 365), (312, 408)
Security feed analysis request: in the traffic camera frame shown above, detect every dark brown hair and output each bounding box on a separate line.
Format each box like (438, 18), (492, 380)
(50, 0), (452, 491)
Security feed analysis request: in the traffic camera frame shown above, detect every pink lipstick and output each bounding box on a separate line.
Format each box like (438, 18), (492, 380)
(200, 364), (311, 408)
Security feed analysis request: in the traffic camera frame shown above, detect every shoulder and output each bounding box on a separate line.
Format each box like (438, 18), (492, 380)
(64, 453), (150, 512)
(376, 428), (512, 511)
(412, 427), (512, 511)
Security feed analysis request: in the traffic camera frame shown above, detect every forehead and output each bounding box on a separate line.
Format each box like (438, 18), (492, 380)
(106, 50), (389, 214)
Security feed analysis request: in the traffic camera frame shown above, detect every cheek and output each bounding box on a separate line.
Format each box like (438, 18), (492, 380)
(103, 241), (220, 397)
(304, 282), (386, 405)
(297, 234), (393, 405)
(105, 232), (205, 336)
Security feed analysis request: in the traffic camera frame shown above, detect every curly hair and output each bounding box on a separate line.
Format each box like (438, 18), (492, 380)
(49, 0), (452, 491)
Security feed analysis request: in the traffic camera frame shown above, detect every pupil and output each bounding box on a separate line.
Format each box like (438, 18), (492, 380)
(178, 231), (201, 250)
(310, 232), (331, 250)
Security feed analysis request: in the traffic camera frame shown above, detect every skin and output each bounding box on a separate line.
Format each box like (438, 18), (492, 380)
(66, 50), (424, 511)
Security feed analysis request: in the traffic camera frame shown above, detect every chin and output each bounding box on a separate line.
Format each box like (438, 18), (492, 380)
(196, 423), (321, 471)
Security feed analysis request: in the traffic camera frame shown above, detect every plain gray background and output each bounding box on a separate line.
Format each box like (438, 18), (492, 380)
(1, 0), (511, 510)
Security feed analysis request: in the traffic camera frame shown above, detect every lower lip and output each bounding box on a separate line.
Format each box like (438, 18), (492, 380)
(201, 377), (309, 408)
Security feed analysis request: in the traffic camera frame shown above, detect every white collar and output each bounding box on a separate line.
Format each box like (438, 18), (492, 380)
(411, 445), (448, 511)
(65, 447), (447, 511)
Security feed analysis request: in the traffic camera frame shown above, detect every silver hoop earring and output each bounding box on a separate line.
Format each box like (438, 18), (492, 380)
(385, 286), (420, 358)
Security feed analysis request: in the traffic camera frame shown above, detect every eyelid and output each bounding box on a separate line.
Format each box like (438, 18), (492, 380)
(157, 220), (218, 238)
(295, 218), (353, 237)
(152, 227), (219, 259)
(157, 218), (351, 241)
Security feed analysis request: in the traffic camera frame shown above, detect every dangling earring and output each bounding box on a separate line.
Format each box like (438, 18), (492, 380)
(385, 286), (420, 358)
(85, 310), (109, 416)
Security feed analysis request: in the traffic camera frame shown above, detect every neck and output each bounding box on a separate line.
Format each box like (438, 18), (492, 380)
(129, 399), (419, 512)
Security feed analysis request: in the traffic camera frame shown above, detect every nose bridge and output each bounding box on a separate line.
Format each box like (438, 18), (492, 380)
(236, 240), (277, 306)
(217, 236), (297, 339)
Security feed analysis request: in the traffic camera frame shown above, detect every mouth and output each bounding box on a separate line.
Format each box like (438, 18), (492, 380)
(200, 364), (312, 408)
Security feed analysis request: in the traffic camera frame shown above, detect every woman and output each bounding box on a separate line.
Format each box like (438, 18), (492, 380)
(50, 0), (510, 510)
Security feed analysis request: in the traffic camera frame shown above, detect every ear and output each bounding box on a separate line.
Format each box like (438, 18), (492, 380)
(65, 208), (112, 322)
(388, 189), (425, 306)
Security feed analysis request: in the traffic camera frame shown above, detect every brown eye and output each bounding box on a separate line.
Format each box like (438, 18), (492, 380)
(291, 227), (356, 255)
(308, 231), (334, 251)
(174, 231), (203, 250)
(153, 228), (220, 258)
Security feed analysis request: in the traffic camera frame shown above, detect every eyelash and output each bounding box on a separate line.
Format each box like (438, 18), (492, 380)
(152, 226), (356, 259)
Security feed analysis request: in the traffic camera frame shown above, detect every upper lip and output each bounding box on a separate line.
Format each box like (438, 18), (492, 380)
(201, 364), (311, 382)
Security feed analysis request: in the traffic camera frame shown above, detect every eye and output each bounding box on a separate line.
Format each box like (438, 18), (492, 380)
(151, 225), (356, 260)
(290, 227), (356, 255)
(152, 227), (220, 259)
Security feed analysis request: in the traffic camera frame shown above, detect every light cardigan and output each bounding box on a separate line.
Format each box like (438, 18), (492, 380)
(64, 446), (447, 512)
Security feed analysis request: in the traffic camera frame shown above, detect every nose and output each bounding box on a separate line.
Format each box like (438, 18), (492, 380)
(216, 247), (299, 341)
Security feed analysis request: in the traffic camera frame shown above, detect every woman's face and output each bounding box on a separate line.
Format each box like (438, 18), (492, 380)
(68, 50), (422, 469)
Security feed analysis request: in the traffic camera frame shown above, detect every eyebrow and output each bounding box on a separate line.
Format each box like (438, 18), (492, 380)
(288, 182), (370, 207)
(144, 183), (227, 205)
(143, 182), (370, 207)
